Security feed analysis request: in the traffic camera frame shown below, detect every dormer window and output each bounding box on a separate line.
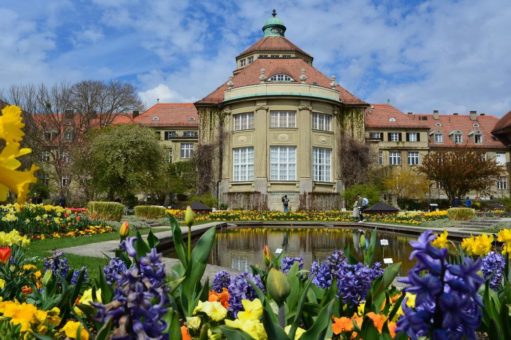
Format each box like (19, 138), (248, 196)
(388, 117), (396, 122)
(449, 130), (463, 144)
(267, 74), (294, 82)
(152, 116), (160, 121)
(474, 133), (483, 144)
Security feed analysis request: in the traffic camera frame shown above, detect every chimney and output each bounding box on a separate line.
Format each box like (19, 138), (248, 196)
(132, 110), (139, 118)
(469, 110), (477, 121)
(433, 110), (439, 120)
(453, 113), (458, 116)
(407, 112), (413, 115)
(480, 113), (486, 116)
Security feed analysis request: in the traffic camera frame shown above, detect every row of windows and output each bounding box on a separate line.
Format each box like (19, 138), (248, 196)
(44, 131), (74, 141)
(239, 56), (255, 67)
(371, 131), (484, 144)
(233, 146), (332, 182)
(379, 151), (507, 166)
(233, 112), (332, 131)
(163, 131), (197, 140)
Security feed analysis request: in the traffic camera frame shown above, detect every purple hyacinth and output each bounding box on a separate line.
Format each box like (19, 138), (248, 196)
(310, 261), (332, 289)
(280, 256), (304, 273)
(71, 267), (89, 285)
(482, 251), (505, 290)
(397, 230), (483, 340)
(94, 248), (169, 339)
(227, 272), (265, 316)
(103, 258), (128, 285)
(336, 262), (384, 306)
(44, 251), (69, 278)
(212, 270), (231, 293)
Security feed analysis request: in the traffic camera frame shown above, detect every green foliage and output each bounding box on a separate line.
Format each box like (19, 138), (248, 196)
(188, 193), (218, 208)
(343, 183), (381, 207)
(86, 124), (165, 202)
(87, 201), (125, 221)
(447, 207), (475, 221)
(134, 205), (167, 219)
(0, 319), (22, 339)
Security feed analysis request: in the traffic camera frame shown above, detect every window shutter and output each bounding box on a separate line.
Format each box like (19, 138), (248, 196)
(387, 133), (391, 141)
(417, 133), (420, 142)
(398, 133), (402, 142)
(406, 133), (410, 142)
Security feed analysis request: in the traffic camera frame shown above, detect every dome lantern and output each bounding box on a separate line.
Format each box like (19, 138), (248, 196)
(262, 9), (286, 37)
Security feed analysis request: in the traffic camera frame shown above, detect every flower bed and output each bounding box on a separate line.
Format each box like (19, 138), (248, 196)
(0, 204), (112, 240)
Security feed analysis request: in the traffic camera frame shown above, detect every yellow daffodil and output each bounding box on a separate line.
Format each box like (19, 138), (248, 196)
(61, 320), (89, 340)
(225, 318), (267, 340)
(186, 316), (201, 330)
(497, 229), (511, 254)
(193, 300), (227, 321)
(432, 230), (449, 248)
(284, 325), (305, 339)
(74, 288), (102, 316)
(237, 299), (263, 321)
(461, 234), (493, 256)
(0, 105), (38, 204)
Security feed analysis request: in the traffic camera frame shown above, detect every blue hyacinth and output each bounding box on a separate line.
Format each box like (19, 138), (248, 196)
(280, 256), (304, 273)
(103, 257), (128, 285)
(44, 250), (69, 278)
(71, 267), (89, 285)
(227, 272), (265, 316)
(94, 247), (169, 339)
(397, 230), (483, 340)
(482, 251), (505, 290)
(212, 270), (231, 293)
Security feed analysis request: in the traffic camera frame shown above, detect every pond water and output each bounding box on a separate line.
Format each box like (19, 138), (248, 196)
(165, 226), (426, 275)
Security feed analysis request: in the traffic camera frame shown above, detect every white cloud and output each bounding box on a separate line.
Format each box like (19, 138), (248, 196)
(138, 84), (195, 107)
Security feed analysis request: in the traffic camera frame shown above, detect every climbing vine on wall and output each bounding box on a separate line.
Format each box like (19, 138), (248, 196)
(339, 134), (370, 188)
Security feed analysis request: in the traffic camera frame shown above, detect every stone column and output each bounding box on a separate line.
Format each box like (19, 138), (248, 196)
(298, 101), (313, 194)
(254, 101), (269, 195)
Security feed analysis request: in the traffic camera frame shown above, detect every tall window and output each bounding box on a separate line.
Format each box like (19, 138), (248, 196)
(61, 176), (70, 187)
(233, 113), (254, 131)
(388, 132), (401, 142)
(454, 133), (463, 144)
(180, 143), (194, 159)
(270, 146), (296, 181)
(64, 130), (73, 141)
(497, 176), (508, 190)
(496, 152), (506, 166)
(41, 151), (51, 162)
(408, 151), (419, 165)
(233, 147), (254, 182)
(378, 151), (383, 165)
(434, 133), (443, 144)
(270, 111), (296, 128)
(312, 113), (332, 131)
(313, 148), (331, 182)
(389, 151), (401, 165)
(474, 133), (482, 144)
(406, 132), (420, 142)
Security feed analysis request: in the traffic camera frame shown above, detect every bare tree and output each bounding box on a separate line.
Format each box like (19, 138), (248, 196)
(339, 134), (371, 188)
(1, 81), (143, 202)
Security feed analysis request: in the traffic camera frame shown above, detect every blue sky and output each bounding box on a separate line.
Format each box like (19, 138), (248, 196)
(1, 0), (510, 115)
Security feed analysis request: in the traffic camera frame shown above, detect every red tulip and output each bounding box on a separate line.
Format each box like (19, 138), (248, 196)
(0, 247), (11, 264)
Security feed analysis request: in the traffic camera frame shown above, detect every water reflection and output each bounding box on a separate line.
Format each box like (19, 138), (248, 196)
(209, 227), (419, 274)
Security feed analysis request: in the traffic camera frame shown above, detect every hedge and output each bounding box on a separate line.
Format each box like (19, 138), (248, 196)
(447, 207), (475, 221)
(134, 205), (167, 219)
(87, 201), (125, 221)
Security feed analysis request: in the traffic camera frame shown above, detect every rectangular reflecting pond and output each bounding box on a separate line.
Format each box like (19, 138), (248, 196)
(164, 226), (431, 274)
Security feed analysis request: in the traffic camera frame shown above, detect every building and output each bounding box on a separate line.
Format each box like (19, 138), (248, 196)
(195, 10), (368, 211)
(133, 103), (199, 163)
(366, 104), (510, 199)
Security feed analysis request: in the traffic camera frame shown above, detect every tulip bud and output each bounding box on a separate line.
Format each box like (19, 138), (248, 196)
(267, 268), (290, 305)
(263, 245), (271, 267)
(119, 221), (129, 238)
(184, 206), (195, 227)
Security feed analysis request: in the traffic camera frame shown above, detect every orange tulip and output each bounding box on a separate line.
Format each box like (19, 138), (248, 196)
(366, 312), (386, 334)
(0, 247), (11, 264)
(208, 288), (230, 308)
(180, 325), (192, 340)
(263, 245), (271, 266)
(21, 285), (33, 294)
(332, 316), (353, 335)
(119, 221), (129, 238)
(388, 321), (397, 338)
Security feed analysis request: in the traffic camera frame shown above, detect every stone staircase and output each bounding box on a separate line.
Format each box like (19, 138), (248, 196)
(456, 219), (501, 232)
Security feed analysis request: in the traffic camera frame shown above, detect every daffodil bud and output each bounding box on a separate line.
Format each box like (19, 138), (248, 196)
(119, 221), (129, 238)
(184, 206), (195, 227)
(267, 268), (290, 305)
(263, 245), (271, 266)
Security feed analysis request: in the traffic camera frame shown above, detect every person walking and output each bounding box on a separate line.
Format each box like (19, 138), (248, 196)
(465, 196), (472, 208)
(357, 195), (369, 222)
(282, 195), (290, 213)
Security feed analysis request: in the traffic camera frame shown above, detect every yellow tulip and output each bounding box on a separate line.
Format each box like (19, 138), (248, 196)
(61, 320), (89, 340)
(225, 318), (267, 340)
(237, 299), (263, 321)
(119, 221), (129, 238)
(184, 206), (195, 227)
(193, 301), (227, 321)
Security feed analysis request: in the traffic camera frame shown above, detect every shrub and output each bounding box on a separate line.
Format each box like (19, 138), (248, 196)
(188, 193), (218, 208)
(87, 201), (125, 221)
(447, 207), (475, 221)
(134, 205), (167, 219)
(343, 183), (381, 207)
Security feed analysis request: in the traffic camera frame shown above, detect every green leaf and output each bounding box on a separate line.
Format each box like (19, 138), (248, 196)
(217, 326), (255, 340)
(163, 308), (182, 339)
(95, 319), (113, 340)
(170, 216), (188, 267)
(261, 300), (291, 340)
(288, 279), (313, 340)
(135, 231), (151, 258)
(300, 300), (334, 340)
(147, 229), (159, 248)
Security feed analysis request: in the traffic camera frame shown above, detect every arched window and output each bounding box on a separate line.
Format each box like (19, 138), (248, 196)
(267, 74), (294, 82)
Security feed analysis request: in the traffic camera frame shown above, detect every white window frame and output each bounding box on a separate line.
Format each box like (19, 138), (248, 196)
(247, 56), (254, 64)
(454, 133), (463, 144)
(408, 151), (419, 165)
(378, 151), (383, 165)
(270, 146), (296, 181)
(408, 132), (419, 142)
(233, 113), (254, 131)
(61, 176), (70, 187)
(270, 111), (296, 128)
(233, 147), (254, 182)
(434, 133), (443, 144)
(474, 134), (483, 144)
(64, 130), (73, 141)
(183, 131), (198, 138)
(267, 74), (294, 82)
(312, 148), (331, 182)
(497, 176), (507, 190)
(389, 151), (401, 165)
(180, 143), (194, 159)
(389, 132), (400, 142)
(164, 131), (177, 140)
(240, 59), (246, 67)
(312, 113), (332, 131)
(41, 151), (51, 162)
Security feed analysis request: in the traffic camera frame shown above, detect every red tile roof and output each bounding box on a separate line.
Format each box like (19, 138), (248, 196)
(135, 103), (199, 127)
(492, 110), (511, 134)
(365, 104), (430, 128)
(112, 114), (135, 125)
(237, 36), (313, 60)
(196, 58), (366, 106)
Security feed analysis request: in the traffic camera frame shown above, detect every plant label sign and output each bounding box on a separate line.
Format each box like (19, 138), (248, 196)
(380, 239), (389, 246)
(275, 248), (283, 254)
(383, 258), (394, 264)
